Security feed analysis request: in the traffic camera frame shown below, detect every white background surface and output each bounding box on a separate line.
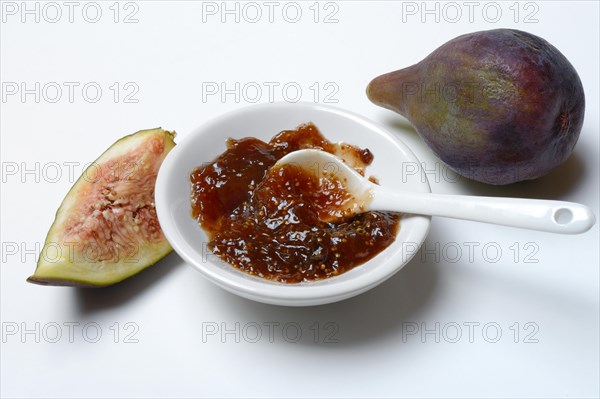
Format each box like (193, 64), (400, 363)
(1, 1), (599, 398)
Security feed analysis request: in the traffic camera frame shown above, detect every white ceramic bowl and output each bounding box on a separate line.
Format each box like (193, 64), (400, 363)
(155, 102), (431, 306)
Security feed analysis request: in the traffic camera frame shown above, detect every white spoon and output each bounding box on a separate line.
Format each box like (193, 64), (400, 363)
(274, 149), (596, 234)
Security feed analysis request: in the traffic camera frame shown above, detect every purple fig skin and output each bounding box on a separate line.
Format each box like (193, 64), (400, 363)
(366, 29), (585, 185)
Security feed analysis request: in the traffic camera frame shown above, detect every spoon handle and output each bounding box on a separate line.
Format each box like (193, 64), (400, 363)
(371, 188), (596, 234)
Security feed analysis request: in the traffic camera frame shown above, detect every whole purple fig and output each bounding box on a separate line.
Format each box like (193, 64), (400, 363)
(367, 29), (585, 185)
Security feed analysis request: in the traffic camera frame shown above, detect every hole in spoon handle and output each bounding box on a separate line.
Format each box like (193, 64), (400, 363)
(553, 208), (573, 225)
(550, 205), (595, 234)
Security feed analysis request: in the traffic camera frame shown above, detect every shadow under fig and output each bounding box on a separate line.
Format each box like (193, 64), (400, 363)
(73, 251), (183, 314)
(386, 116), (419, 137)
(455, 152), (586, 200)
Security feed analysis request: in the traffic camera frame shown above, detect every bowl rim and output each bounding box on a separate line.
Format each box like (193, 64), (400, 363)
(155, 102), (432, 306)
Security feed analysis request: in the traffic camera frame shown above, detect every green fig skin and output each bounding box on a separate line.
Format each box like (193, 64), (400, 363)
(367, 29), (585, 185)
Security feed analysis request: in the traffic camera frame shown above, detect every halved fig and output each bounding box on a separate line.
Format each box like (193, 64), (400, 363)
(27, 128), (176, 287)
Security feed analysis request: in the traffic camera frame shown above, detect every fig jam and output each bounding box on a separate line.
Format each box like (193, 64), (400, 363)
(190, 123), (400, 283)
